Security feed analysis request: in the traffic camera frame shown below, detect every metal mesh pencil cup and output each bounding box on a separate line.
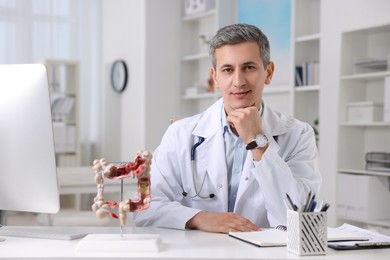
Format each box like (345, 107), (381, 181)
(287, 210), (327, 255)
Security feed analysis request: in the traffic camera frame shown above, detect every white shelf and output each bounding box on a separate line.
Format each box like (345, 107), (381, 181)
(182, 92), (219, 100)
(41, 59), (80, 167)
(182, 9), (217, 22)
(338, 216), (390, 228)
(292, 0), (321, 125)
(339, 122), (390, 127)
(337, 24), (390, 229)
(341, 71), (390, 80)
(295, 85), (320, 92)
(339, 168), (390, 177)
(295, 33), (321, 43)
(179, 0), (234, 116)
(182, 53), (209, 61)
(263, 85), (290, 94)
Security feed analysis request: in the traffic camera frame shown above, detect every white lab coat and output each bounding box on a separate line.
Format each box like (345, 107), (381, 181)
(133, 98), (321, 229)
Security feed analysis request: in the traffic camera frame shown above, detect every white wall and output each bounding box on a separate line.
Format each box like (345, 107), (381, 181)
(101, 0), (142, 161)
(143, 0), (181, 152)
(319, 0), (390, 226)
(101, 0), (181, 162)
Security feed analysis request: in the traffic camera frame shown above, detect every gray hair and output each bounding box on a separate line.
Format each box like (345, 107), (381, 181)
(209, 23), (270, 69)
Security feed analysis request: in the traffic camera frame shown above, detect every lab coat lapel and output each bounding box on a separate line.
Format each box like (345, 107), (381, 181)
(196, 131), (228, 205)
(192, 99), (228, 209)
(234, 103), (290, 206)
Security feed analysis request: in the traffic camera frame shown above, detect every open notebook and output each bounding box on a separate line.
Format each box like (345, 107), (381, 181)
(228, 224), (369, 247)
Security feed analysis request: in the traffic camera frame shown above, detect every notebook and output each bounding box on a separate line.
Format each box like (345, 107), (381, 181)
(228, 224), (369, 247)
(229, 228), (286, 247)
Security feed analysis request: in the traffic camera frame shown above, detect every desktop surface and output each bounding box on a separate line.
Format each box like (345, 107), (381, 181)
(1, 226), (390, 259)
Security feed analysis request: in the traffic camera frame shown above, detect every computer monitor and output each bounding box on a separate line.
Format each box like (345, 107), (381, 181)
(0, 64), (60, 222)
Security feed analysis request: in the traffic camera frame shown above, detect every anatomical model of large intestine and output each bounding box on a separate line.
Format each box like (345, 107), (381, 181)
(92, 150), (152, 226)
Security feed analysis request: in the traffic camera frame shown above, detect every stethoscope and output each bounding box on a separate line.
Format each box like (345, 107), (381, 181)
(181, 136), (216, 199)
(181, 102), (266, 199)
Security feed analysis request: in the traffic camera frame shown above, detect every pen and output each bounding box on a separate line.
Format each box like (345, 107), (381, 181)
(320, 202), (330, 212)
(309, 200), (317, 212)
(286, 193), (298, 211)
(306, 194), (315, 212)
(303, 191), (312, 212)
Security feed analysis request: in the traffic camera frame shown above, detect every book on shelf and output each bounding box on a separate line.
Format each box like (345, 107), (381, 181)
(384, 76), (390, 122)
(295, 61), (320, 87)
(51, 96), (75, 121)
(295, 66), (303, 86)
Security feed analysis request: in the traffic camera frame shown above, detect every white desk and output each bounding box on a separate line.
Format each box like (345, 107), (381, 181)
(1, 226), (390, 259)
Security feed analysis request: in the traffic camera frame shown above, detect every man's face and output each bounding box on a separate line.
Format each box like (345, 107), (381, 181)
(211, 41), (274, 114)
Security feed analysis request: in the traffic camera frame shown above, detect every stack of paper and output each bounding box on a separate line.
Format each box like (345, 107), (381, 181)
(328, 224), (390, 250)
(228, 224), (371, 248)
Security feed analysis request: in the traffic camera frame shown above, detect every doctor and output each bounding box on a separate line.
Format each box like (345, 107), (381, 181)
(133, 23), (321, 233)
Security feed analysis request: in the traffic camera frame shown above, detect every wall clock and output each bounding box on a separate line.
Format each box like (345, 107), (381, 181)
(110, 60), (128, 93)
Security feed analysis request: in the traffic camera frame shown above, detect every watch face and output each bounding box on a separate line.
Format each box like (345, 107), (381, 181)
(255, 134), (268, 147)
(111, 60), (128, 93)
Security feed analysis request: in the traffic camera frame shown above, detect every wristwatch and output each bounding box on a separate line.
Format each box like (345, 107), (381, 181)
(246, 134), (269, 150)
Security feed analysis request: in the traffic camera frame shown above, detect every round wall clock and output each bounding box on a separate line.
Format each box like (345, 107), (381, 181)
(110, 60), (128, 93)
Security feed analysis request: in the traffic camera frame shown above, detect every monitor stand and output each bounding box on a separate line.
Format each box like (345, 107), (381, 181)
(0, 210), (5, 242)
(0, 210), (6, 225)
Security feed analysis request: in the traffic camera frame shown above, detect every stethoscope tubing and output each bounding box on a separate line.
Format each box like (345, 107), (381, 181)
(191, 136), (205, 160)
(185, 136), (215, 199)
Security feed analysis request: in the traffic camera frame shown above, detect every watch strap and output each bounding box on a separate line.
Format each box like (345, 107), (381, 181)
(246, 140), (258, 150)
(246, 134), (268, 150)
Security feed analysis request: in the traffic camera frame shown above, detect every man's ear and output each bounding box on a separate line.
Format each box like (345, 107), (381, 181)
(210, 68), (218, 88)
(265, 61), (274, 85)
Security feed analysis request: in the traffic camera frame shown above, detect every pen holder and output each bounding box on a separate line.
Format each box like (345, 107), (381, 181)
(287, 210), (327, 256)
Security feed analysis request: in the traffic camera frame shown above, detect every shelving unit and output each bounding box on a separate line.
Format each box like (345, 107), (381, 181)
(41, 59), (81, 167)
(291, 0), (321, 133)
(337, 24), (390, 229)
(179, 0), (322, 139)
(179, 0), (234, 116)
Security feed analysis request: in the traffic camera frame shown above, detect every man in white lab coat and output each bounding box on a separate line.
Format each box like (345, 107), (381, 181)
(133, 23), (321, 233)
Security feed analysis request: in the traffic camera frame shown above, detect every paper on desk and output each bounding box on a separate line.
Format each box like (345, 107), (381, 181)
(229, 224), (370, 247)
(328, 223), (390, 247)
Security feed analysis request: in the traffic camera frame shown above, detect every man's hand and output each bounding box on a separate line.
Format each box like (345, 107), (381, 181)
(227, 106), (268, 161)
(226, 106), (262, 144)
(186, 211), (260, 233)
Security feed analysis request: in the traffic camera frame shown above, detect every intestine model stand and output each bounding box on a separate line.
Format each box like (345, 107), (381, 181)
(92, 150), (152, 235)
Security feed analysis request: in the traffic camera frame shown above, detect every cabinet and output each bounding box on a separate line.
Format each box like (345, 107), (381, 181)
(41, 59), (81, 167)
(337, 24), (390, 229)
(180, 0), (234, 116)
(292, 0), (321, 137)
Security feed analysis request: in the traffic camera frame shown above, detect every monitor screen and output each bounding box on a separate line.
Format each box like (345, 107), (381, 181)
(0, 64), (60, 216)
